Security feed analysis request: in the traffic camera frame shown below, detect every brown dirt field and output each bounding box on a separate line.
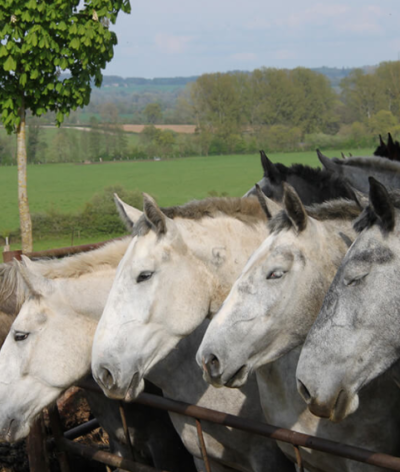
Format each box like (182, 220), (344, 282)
(122, 124), (196, 134)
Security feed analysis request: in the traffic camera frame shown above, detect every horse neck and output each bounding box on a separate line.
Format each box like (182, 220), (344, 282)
(177, 216), (268, 304)
(286, 175), (326, 205)
(53, 267), (116, 321)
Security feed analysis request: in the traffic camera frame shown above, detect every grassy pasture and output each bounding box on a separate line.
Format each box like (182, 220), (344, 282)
(0, 148), (372, 250)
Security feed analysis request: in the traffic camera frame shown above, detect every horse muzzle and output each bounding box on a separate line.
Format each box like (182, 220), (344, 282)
(297, 377), (358, 422)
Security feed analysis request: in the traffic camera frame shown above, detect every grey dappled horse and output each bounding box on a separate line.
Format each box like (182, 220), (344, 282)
(297, 178), (400, 423)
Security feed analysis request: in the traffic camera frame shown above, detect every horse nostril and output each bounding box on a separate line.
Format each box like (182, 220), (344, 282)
(98, 366), (116, 391)
(204, 353), (221, 379)
(297, 378), (312, 403)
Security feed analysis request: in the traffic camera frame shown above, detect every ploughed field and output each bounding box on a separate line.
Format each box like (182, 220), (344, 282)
(0, 149), (371, 250)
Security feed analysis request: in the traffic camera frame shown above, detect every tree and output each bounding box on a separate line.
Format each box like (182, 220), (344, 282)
(340, 69), (385, 123)
(0, 0), (130, 251)
(26, 115), (41, 162)
(143, 102), (162, 124)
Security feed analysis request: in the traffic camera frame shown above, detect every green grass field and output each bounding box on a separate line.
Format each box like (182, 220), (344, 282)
(0, 148), (372, 250)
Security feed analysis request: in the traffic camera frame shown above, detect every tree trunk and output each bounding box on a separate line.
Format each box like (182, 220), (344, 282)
(17, 102), (33, 253)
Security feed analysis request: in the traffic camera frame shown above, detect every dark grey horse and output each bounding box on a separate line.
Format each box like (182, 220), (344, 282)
(317, 150), (400, 193)
(297, 178), (400, 423)
(374, 133), (400, 161)
(245, 150), (357, 205)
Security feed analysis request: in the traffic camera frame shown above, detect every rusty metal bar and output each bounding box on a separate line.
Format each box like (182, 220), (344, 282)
(195, 419), (211, 472)
(119, 400), (137, 461)
(64, 418), (99, 441)
(26, 413), (51, 472)
(79, 380), (400, 471)
(3, 249), (22, 263)
(134, 392), (400, 471)
(57, 437), (168, 472)
(47, 406), (71, 472)
(293, 445), (304, 472)
(2, 236), (125, 263)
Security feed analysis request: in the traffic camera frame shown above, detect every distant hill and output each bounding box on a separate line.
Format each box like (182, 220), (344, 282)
(91, 65), (376, 93)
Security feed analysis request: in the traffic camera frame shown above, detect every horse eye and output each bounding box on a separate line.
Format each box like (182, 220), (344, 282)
(346, 273), (368, 287)
(136, 271), (154, 283)
(267, 270), (285, 280)
(14, 332), (29, 342)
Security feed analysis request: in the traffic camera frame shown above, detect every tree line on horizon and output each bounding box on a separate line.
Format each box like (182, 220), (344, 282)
(1, 61), (399, 163)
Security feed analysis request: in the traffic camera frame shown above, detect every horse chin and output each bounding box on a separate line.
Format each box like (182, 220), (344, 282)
(124, 373), (145, 402)
(330, 391), (359, 423)
(0, 417), (30, 443)
(224, 365), (250, 389)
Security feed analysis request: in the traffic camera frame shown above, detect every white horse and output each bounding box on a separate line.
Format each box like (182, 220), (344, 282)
(92, 194), (295, 472)
(0, 232), (196, 471)
(197, 185), (400, 471)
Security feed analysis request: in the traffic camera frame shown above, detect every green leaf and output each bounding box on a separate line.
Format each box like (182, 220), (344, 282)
(60, 57), (68, 69)
(47, 83), (54, 91)
(30, 32), (38, 47)
(3, 55), (17, 71)
(30, 69), (39, 79)
(19, 73), (27, 86)
(58, 21), (67, 31)
(4, 98), (13, 109)
(70, 37), (80, 49)
(0, 45), (7, 57)
(56, 82), (62, 92)
(56, 110), (64, 124)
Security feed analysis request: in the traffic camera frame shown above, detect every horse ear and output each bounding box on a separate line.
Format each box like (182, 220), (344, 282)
(16, 256), (54, 297)
(317, 149), (338, 173)
(346, 184), (368, 209)
(368, 177), (395, 232)
(283, 183), (307, 232)
(114, 194), (143, 231)
(143, 193), (167, 235)
(260, 151), (280, 183)
(388, 133), (396, 160)
(341, 152), (346, 159)
(255, 184), (280, 218)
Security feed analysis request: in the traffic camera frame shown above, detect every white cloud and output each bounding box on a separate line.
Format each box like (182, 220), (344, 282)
(154, 33), (192, 54)
(281, 3), (350, 28)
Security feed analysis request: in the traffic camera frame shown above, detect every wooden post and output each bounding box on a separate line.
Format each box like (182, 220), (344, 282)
(26, 413), (50, 472)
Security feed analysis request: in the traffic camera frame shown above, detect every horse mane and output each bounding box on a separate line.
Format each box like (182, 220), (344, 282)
(354, 190), (400, 233)
(335, 156), (400, 173)
(31, 237), (131, 279)
(269, 198), (361, 234)
(274, 163), (332, 182)
(134, 196), (267, 236)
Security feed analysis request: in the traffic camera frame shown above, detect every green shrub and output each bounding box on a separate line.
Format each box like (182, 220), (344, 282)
(30, 185), (143, 241)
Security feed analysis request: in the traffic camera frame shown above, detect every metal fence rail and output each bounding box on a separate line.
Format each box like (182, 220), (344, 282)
(4, 243), (400, 472)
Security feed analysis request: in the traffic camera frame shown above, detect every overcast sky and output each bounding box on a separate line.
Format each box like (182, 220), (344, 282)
(106, 0), (400, 78)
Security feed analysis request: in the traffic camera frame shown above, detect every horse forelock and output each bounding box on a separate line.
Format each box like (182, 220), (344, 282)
(0, 263), (26, 315)
(269, 199), (361, 235)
